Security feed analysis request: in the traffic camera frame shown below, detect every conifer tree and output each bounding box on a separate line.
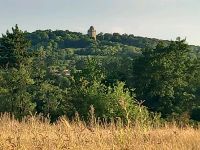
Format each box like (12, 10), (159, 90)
(0, 25), (35, 118)
(0, 24), (30, 68)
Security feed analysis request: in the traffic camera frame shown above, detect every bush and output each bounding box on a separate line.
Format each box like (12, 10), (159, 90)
(71, 80), (152, 125)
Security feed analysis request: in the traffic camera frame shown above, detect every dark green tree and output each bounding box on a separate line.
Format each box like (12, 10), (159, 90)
(0, 25), (34, 118)
(0, 66), (35, 118)
(133, 39), (197, 118)
(0, 24), (30, 68)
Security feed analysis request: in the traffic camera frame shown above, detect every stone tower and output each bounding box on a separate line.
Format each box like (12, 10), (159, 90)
(88, 26), (96, 41)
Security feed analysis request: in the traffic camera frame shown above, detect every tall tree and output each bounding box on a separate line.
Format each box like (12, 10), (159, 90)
(133, 39), (197, 118)
(0, 24), (30, 68)
(0, 25), (35, 118)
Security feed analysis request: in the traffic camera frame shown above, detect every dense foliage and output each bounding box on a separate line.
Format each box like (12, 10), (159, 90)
(0, 25), (200, 123)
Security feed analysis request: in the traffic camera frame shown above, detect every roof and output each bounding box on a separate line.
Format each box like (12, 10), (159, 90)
(89, 26), (95, 31)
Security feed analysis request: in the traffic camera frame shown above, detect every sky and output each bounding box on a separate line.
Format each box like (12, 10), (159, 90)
(0, 0), (200, 45)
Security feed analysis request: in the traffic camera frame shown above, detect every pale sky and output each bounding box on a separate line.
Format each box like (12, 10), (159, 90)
(0, 0), (200, 45)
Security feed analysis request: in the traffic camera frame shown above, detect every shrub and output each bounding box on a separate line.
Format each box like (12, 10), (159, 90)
(71, 80), (153, 125)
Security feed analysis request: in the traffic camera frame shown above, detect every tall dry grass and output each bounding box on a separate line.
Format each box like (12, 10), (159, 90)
(0, 113), (199, 150)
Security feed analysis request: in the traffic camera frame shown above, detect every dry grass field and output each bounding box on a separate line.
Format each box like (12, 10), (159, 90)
(0, 114), (199, 150)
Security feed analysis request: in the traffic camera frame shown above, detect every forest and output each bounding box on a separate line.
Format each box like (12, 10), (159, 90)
(0, 25), (200, 124)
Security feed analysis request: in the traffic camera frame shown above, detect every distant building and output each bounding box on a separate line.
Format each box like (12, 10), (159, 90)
(63, 69), (70, 76)
(88, 26), (96, 41)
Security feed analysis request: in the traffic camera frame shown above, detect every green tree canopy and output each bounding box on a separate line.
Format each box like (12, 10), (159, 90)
(133, 39), (197, 118)
(0, 24), (30, 68)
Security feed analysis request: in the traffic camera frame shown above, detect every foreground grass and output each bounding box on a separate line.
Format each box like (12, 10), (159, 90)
(0, 114), (199, 150)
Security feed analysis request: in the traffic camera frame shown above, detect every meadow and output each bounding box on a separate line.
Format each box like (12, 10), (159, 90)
(0, 114), (199, 150)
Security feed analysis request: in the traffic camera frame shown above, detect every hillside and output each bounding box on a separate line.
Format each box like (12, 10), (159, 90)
(0, 25), (200, 124)
(25, 29), (200, 53)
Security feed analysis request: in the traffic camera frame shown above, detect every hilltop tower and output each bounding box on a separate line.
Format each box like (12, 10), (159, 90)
(88, 26), (96, 41)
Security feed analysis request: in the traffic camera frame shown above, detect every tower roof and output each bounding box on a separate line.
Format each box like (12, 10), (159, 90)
(89, 26), (95, 31)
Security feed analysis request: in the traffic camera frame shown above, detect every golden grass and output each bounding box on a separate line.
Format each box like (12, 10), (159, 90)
(0, 114), (199, 150)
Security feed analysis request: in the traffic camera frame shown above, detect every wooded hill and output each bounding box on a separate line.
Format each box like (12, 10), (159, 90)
(0, 25), (200, 124)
